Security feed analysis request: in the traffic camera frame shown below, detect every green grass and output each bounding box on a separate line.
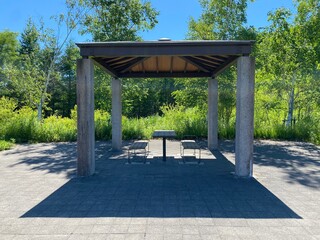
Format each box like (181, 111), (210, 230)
(0, 140), (14, 151)
(0, 97), (319, 145)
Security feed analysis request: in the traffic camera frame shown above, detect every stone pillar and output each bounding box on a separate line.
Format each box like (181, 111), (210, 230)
(112, 78), (122, 151)
(208, 78), (218, 150)
(77, 58), (95, 176)
(235, 56), (255, 177)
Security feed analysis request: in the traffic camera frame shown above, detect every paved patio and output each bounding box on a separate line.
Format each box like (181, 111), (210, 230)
(0, 139), (319, 240)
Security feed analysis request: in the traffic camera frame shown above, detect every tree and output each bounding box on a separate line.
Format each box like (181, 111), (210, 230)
(54, 41), (80, 116)
(122, 78), (175, 117)
(35, 2), (90, 120)
(188, 0), (255, 40)
(66, 0), (159, 117)
(19, 18), (40, 61)
(75, 0), (159, 41)
(256, 5), (320, 127)
(5, 20), (45, 109)
(0, 31), (19, 97)
(186, 0), (256, 128)
(0, 31), (19, 67)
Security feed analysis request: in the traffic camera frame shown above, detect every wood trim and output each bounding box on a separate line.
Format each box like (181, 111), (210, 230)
(109, 57), (135, 67)
(156, 56), (159, 73)
(170, 56), (173, 73)
(118, 57), (148, 73)
(79, 44), (253, 57)
(179, 56), (210, 73)
(191, 56), (223, 66)
(93, 58), (118, 77)
(183, 61), (188, 73)
(119, 72), (212, 78)
(212, 56), (238, 77)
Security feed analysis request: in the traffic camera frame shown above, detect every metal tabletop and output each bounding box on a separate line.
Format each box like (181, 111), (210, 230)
(152, 130), (176, 161)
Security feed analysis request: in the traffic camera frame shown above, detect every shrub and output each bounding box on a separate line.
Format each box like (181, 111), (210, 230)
(4, 107), (37, 143)
(35, 116), (77, 142)
(0, 97), (18, 139)
(94, 110), (111, 140)
(0, 140), (15, 151)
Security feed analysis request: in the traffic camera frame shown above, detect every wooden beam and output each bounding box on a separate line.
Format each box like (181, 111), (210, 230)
(183, 61), (188, 73)
(180, 56), (211, 72)
(104, 57), (126, 64)
(119, 71), (211, 78)
(191, 56), (222, 66)
(205, 55), (229, 61)
(119, 57), (149, 73)
(109, 57), (135, 67)
(197, 60), (220, 69)
(156, 56), (159, 73)
(93, 58), (118, 78)
(212, 56), (239, 78)
(170, 56), (173, 73)
(78, 41), (254, 57)
(142, 60), (145, 73)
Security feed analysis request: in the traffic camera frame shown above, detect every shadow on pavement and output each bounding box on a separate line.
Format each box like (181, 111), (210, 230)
(21, 142), (301, 219)
(221, 140), (320, 189)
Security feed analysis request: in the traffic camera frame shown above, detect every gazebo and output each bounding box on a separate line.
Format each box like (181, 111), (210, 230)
(76, 40), (255, 178)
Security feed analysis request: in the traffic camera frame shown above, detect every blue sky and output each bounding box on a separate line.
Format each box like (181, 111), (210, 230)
(0, 0), (295, 41)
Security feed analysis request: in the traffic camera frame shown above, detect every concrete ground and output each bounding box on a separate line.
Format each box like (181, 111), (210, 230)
(0, 139), (319, 240)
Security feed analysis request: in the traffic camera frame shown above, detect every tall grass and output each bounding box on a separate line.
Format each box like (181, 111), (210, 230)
(0, 140), (14, 151)
(254, 118), (319, 144)
(95, 110), (111, 140)
(122, 106), (208, 140)
(0, 96), (319, 148)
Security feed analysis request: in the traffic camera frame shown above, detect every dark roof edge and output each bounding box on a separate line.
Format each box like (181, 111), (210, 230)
(76, 40), (255, 48)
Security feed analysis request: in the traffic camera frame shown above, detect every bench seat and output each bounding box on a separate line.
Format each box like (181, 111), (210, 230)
(180, 140), (201, 163)
(128, 140), (149, 163)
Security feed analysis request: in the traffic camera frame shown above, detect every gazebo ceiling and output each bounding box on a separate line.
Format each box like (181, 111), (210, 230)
(76, 40), (254, 78)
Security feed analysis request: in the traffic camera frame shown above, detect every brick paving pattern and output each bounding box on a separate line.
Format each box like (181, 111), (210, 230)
(0, 140), (319, 240)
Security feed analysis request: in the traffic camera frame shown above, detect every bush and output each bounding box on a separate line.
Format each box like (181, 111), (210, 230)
(4, 107), (37, 143)
(158, 105), (207, 138)
(0, 140), (14, 151)
(0, 98), (318, 146)
(35, 116), (77, 142)
(122, 116), (145, 140)
(94, 110), (111, 140)
(0, 97), (18, 139)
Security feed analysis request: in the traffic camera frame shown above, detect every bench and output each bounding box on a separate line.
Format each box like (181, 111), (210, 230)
(128, 140), (149, 163)
(180, 139), (201, 163)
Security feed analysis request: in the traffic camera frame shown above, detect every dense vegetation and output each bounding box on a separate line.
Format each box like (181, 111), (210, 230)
(0, 0), (319, 150)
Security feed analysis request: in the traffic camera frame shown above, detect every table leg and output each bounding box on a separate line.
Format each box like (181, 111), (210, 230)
(163, 137), (166, 162)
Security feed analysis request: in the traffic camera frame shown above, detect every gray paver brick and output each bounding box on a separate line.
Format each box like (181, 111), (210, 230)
(0, 140), (319, 240)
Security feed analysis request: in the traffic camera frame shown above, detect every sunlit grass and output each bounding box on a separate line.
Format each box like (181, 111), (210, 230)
(0, 140), (14, 151)
(0, 99), (319, 145)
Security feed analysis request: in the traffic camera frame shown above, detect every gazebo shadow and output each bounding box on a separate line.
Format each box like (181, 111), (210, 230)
(21, 142), (300, 219)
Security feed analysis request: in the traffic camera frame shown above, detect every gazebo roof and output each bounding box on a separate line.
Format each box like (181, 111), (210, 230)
(76, 40), (254, 78)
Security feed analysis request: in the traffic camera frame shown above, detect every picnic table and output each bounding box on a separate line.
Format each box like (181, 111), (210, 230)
(152, 130), (176, 161)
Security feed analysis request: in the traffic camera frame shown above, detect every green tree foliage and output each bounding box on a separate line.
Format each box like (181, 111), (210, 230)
(73, 0), (159, 41)
(4, 20), (45, 109)
(188, 0), (255, 40)
(122, 78), (175, 117)
(183, 0), (256, 128)
(65, 0), (160, 118)
(256, 4), (320, 132)
(0, 0), (319, 146)
(47, 40), (80, 117)
(19, 19), (40, 61)
(0, 31), (19, 96)
(0, 31), (18, 66)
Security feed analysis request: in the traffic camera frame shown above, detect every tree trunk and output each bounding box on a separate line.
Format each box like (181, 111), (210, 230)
(37, 102), (42, 121)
